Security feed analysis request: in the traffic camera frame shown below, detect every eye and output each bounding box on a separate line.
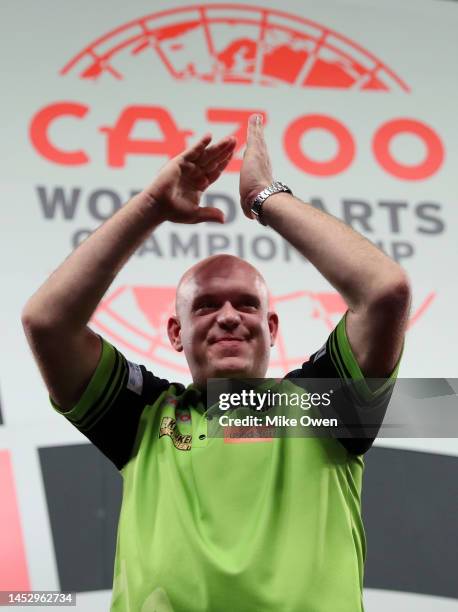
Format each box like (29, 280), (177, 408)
(238, 301), (258, 312)
(196, 301), (219, 312)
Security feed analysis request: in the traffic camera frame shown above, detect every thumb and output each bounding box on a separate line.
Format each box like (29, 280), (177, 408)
(193, 206), (225, 224)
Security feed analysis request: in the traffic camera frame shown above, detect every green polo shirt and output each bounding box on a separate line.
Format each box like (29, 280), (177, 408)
(52, 314), (400, 611)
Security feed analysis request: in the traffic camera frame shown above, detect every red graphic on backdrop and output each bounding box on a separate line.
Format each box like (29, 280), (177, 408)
(61, 4), (409, 92)
(91, 286), (434, 373)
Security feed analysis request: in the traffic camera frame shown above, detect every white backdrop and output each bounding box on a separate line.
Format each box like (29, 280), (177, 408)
(1, 0), (457, 609)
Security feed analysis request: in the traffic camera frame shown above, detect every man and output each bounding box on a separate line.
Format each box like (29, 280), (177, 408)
(22, 115), (411, 611)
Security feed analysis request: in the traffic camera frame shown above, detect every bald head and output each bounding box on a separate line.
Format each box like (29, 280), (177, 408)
(167, 254), (279, 385)
(175, 255), (269, 320)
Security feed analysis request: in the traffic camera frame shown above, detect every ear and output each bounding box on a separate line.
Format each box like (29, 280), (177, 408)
(267, 311), (279, 347)
(167, 315), (183, 352)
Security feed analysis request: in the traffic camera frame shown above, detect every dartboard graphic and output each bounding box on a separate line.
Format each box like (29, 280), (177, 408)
(61, 4), (409, 91)
(91, 286), (434, 373)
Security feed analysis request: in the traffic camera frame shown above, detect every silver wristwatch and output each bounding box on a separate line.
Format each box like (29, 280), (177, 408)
(250, 181), (293, 225)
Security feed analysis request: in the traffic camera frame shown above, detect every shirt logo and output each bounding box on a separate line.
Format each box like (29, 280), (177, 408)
(159, 417), (192, 451)
(126, 360), (143, 395)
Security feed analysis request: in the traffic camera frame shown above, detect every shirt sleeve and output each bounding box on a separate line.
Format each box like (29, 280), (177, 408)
(50, 336), (171, 470)
(285, 311), (402, 454)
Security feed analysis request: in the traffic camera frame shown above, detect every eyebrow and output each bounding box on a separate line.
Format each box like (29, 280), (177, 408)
(192, 292), (261, 309)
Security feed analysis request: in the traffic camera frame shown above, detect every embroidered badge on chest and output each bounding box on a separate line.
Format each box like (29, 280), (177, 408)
(159, 416), (192, 451)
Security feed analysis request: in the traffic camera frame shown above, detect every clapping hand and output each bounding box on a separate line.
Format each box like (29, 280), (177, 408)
(144, 133), (236, 224)
(239, 114), (274, 219)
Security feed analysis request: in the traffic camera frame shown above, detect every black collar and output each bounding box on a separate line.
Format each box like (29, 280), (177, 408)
(176, 383), (207, 411)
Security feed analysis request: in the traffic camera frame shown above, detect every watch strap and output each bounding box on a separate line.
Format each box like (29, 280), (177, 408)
(250, 181), (293, 225)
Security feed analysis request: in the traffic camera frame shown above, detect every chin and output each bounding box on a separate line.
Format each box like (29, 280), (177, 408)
(210, 358), (251, 378)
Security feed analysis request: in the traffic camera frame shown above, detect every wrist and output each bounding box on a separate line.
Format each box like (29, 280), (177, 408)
(131, 190), (168, 226)
(259, 191), (290, 223)
(243, 182), (271, 209)
(248, 180), (293, 225)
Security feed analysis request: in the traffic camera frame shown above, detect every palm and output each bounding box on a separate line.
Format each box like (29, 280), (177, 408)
(239, 115), (273, 218)
(172, 162), (212, 209)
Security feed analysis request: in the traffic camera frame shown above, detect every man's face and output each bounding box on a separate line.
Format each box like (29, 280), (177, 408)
(168, 259), (278, 387)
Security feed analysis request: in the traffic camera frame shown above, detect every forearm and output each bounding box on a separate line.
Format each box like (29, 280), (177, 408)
(22, 191), (163, 332)
(262, 193), (408, 309)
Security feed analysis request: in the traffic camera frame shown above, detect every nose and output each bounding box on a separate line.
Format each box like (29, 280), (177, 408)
(216, 301), (241, 330)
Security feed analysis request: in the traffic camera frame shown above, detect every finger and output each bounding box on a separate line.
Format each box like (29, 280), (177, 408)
(205, 135), (236, 155)
(206, 150), (234, 183)
(206, 167), (225, 184)
(200, 145), (234, 171)
(193, 206), (225, 224)
(200, 136), (236, 166)
(182, 133), (212, 162)
(206, 147), (234, 172)
(246, 113), (264, 147)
